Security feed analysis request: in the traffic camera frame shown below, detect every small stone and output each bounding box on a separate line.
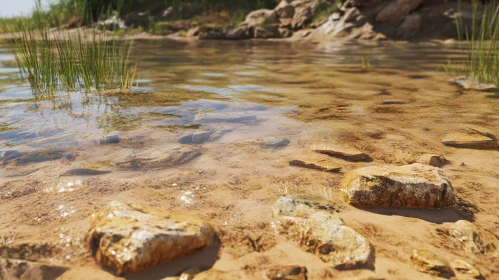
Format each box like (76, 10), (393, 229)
(416, 154), (447, 167)
(180, 267), (201, 280)
(272, 197), (374, 270)
(86, 201), (215, 275)
(99, 135), (120, 145)
(442, 128), (498, 149)
(266, 265), (307, 280)
(448, 220), (498, 255)
(450, 259), (483, 279)
(260, 137), (290, 149)
(410, 248), (454, 277)
(341, 164), (456, 208)
(289, 159), (342, 173)
(311, 144), (372, 162)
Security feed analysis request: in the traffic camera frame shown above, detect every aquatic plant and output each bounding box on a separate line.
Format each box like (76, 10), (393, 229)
(453, 0), (499, 86)
(361, 56), (372, 70)
(10, 4), (136, 96)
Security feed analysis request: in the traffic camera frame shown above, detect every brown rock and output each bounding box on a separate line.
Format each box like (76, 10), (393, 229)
(289, 158), (342, 173)
(275, 0), (295, 19)
(410, 249), (454, 277)
(86, 201), (215, 275)
(341, 164), (456, 208)
(266, 265), (307, 280)
(273, 197), (374, 269)
(242, 9), (277, 27)
(450, 259), (483, 279)
(376, 0), (424, 23)
(396, 13), (421, 39)
(416, 154), (447, 167)
(442, 128), (498, 149)
(311, 144), (371, 162)
(449, 220), (498, 255)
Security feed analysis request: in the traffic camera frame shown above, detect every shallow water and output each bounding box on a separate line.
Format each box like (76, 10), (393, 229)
(1, 39), (499, 278)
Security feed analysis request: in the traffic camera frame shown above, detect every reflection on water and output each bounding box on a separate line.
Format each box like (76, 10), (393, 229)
(0, 39), (465, 173)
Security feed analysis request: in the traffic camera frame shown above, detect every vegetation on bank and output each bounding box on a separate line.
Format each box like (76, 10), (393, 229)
(450, 0), (499, 87)
(7, 3), (136, 96)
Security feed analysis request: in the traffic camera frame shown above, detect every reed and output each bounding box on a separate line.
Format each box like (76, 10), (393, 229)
(454, 0), (499, 86)
(11, 4), (136, 96)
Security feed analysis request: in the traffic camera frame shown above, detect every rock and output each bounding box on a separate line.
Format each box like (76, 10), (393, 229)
(450, 259), (483, 279)
(260, 137), (290, 149)
(273, 197), (374, 269)
(396, 13), (421, 39)
(99, 135), (120, 145)
(242, 9), (277, 28)
(311, 144), (372, 162)
(116, 147), (203, 170)
(442, 128), (498, 149)
(180, 267), (201, 280)
(180, 130), (215, 145)
(98, 13), (126, 31)
(86, 201), (215, 275)
(0, 258), (69, 280)
(254, 25), (280, 38)
(61, 169), (112, 176)
(0, 150), (23, 163)
(376, 0), (424, 23)
(266, 265), (307, 280)
(124, 10), (151, 28)
(341, 164), (456, 208)
(186, 27), (200, 37)
(416, 154), (447, 167)
(226, 26), (252, 39)
(289, 159), (342, 173)
(275, 1), (295, 19)
(0, 241), (62, 262)
(448, 220), (498, 255)
(410, 249), (454, 277)
(278, 27), (294, 38)
(291, 6), (313, 29)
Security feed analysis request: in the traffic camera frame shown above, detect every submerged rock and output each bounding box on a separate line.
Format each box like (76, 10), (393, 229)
(0, 150), (23, 164)
(99, 135), (120, 145)
(86, 201), (215, 275)
(266, 265), (307, 280)
(180, 130), (216, 145)
(272, 197), (374, 269)
(450, 259), (483, 279)
(289, 158), (342, 173)
(116, 147), (203, 170)
(311, 144), (372, 162)
(260, 137), (290, 149)
(61, 169), (112, 176)
(442, 128), (498, 149)
(448, 220), (498, 255)
(416, 154), (447, 167)
(410, 248), (454, 277)
(341, 164), (456, 208)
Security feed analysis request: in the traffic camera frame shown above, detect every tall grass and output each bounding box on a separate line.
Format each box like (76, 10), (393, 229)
(10, 3), (136, 96)
(454, 0), (499, 86)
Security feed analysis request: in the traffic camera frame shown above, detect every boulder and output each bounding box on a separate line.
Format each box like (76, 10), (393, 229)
(289, 158), (342, 173)
(450, 259), (483, 279)
(396, 13), (421, 39)
(442, 128), (498, 149)
(86, 201), (215, 275)
(341, 164), (456, 208)
(243, 9), (277, 28)
(266, 265), (307, 280)
(291, 6), (314, 29)
(448, 220), (498, 255)
(311, 144), (372, 162)
(410, 249), (454, 277)
(376, 0), (424, 23)
(275, 0), (296, 19)
(272, 197), (374, 269)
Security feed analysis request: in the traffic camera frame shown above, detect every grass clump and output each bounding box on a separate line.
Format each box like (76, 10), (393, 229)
(361, 56), (372, 70)
(10, 5), (136, 96)
(451, 0), (499, 87)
